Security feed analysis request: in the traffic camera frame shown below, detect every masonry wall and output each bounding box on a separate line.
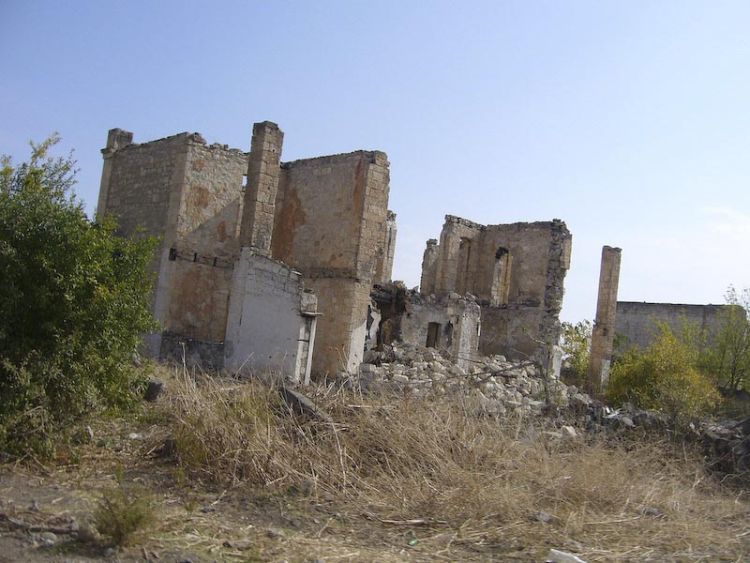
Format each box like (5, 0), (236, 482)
(398, 294), (481, 369)
(99, 131), (250, 359)
(478, 306), (545, 360)
(615, 302), (730, 354)
(271, 151), (391, 375)
(163, 141), (247, 343)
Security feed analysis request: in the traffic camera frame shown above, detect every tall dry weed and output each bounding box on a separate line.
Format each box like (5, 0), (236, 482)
(158, 367), (749, 559)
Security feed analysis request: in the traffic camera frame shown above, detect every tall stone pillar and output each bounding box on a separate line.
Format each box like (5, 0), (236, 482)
(96, 128), (133, 219)
(420, 239), (439, 294)
(587, 245), (622, 395)
(375, 211), (398, 284)
(239, 121), (284, 255)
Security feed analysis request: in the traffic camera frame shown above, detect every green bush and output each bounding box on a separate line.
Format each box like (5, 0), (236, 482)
(607, 323), (720, 424)
(701, 287), (750, 392)
(560, 320), (591, 387)
(0, 135), (157, 455)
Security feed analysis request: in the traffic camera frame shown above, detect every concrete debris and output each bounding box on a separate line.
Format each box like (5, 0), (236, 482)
(280, 388), (332, 423)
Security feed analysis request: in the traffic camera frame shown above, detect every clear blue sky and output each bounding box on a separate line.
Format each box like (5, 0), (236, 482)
(3, 1), (749, 321)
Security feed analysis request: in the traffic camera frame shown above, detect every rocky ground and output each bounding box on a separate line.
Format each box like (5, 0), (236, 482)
(354, 342), (750, 478)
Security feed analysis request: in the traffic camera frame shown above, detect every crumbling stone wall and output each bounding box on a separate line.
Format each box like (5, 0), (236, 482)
(98, 130), (248, 361)
(615, 301), (730, 354)
(98, 123), (395, 378)
(419, 216), (572, 364)
(371, 283), (481, 370)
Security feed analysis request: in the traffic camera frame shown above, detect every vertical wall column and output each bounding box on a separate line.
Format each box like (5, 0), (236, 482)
(375, 210), (398, 284)
(239, 121), (284, 255)
(96, 128), (133, 219)
(420, 239), (439, 294)
(587, 245), (622, 395)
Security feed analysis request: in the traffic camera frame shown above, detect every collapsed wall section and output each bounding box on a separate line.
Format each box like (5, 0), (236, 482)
(371, 283), (481, 370)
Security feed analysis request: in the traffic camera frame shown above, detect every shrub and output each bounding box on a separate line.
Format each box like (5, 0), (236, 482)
(0, 135), (157, 455)
(701, 287), (750, 392)
(560, 320), (591, 387)
(607, 323), (720, 423)
(93, 468), (154, 546)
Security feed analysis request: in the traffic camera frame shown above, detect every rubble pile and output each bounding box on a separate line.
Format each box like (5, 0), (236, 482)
(354, 342), (585, 418)
(347, 342), (750, 478)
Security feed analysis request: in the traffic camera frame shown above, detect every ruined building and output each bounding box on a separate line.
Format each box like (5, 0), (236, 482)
(418, 215), (573, 366)
(97, 122), (395, 380)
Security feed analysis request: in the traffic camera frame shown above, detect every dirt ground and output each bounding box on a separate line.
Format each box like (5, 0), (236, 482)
(0, 416), (545, 562)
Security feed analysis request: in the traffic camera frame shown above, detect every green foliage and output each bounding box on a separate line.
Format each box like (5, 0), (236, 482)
(0, 135), (158, 455)
(93, 467), (155, 546)
(702, 287), (750, 392)
(607, 323), (720, 424)
(560, 320), (591, 387)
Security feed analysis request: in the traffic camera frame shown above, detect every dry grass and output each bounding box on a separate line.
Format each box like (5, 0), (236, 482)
(157, 366), (749, 561)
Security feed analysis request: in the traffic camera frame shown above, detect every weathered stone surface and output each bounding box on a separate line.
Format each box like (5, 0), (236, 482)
(98, 123), (396, 380)
(418, 215), (572, 369)
(588, 246), (621, 394)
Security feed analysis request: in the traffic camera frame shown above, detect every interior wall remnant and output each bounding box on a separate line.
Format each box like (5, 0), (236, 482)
(372, 283), (481, 370)
(587, 245), (622, 394)
(375, 211), (398, 284)
(419, 239), (439, 295)
(225, 249), (317, 384)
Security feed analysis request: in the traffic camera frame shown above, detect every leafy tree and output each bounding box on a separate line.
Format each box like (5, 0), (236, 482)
(0, 135), (157, 455)
(702, 287), (750, 392)
(560, 320), (591, 387)
(607, 323), (720, 424)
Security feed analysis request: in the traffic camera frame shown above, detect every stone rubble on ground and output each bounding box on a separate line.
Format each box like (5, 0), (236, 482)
(354, 342), (570, 418)
(342, 342), (750, 476)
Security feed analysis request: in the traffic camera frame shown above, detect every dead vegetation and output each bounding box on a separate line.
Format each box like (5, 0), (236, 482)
(1, 364), (749, 561)
(157, 366), (750, 561)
